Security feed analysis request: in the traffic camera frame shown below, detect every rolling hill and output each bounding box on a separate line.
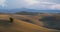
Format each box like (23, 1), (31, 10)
(0, 14), (60, 32)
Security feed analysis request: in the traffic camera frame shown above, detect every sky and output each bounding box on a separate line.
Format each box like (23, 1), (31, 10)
(0, 0), (60, 10)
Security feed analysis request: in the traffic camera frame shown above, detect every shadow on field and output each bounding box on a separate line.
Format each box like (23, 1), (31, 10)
(0, 19), (11, 27)
(39, 16), (60, 30)
(20, 18), (35, 24)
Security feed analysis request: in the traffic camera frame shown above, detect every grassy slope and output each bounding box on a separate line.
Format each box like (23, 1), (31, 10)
(12, 15), (44, 26)
(0, 14), (60, 32)
(0, 16), (48, 32)
(12, 19), (49, 32)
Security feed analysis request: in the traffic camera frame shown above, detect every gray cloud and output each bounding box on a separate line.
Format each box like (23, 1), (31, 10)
(38, 0), (60, 4)
(0, 0), (7, 7)
(3, 0), (60, 10)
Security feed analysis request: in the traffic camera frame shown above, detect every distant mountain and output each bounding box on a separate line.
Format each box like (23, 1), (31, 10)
(0, 8), (60, 13)
(0, 9), (8, 13)
(7, 8), (60, 13)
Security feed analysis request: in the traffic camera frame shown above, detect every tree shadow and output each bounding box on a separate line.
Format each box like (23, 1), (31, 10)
(0, 19), (12, 27)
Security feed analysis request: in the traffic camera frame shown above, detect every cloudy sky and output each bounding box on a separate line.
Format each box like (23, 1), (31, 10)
(0, 0), (60, 10)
